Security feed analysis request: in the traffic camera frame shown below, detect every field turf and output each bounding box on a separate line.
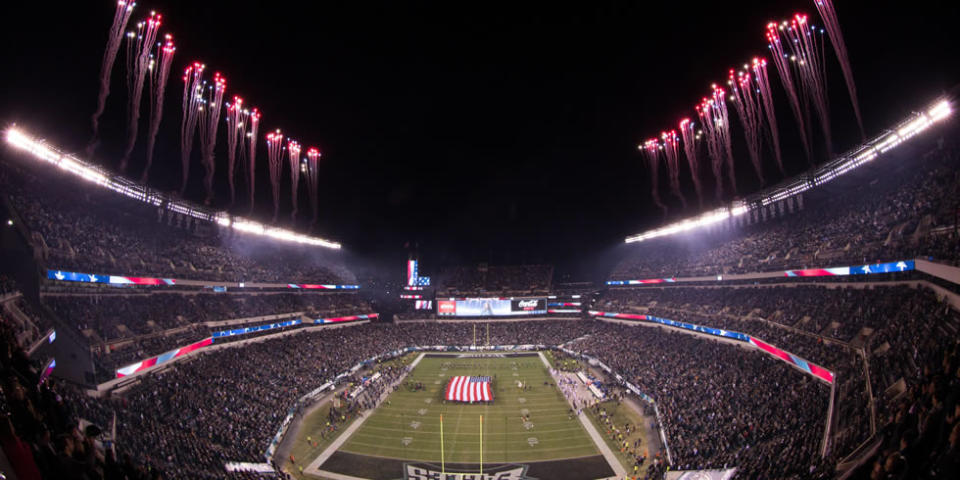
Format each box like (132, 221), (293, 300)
(337, 353), (600, 463)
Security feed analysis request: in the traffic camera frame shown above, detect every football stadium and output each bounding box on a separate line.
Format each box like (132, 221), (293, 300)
(1, 1), (959, 480)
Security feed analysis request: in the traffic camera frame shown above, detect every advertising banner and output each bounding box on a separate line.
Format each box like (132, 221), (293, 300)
(437, 298), (546, 317)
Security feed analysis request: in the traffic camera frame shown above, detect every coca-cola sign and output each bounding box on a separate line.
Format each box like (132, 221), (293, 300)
(511, 298), (545, 312)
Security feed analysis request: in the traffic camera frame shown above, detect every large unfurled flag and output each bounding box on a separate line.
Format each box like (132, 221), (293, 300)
(445, 376), (493, 403)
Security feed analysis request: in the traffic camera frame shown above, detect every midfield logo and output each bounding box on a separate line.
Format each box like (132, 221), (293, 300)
(402, 463), (534, 480)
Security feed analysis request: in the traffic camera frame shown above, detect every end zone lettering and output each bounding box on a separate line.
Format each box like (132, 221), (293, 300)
(404, 465), (531, 480)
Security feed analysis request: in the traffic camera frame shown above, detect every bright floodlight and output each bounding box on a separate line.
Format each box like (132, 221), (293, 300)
(625, 97), (951, 244)
(5, 127), (341, 250)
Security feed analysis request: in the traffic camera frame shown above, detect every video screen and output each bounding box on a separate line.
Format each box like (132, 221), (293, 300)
(436, 298), (546, 317)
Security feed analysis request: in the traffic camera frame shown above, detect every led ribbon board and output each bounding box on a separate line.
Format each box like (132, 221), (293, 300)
(48, 269), (175, 285)
(314, 313), (378, 324)
(212, 319), (302, 339)
(606, 278), (677, 285)
(116, 312), (380, 378)
(287, 284), (360, 289)
(784, 260), (914, 277)
(48, 269), (360, 289)
(116, 337), (213, 377)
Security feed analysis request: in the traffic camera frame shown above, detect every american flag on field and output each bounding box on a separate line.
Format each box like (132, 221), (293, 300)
(445, 376), (493, 403)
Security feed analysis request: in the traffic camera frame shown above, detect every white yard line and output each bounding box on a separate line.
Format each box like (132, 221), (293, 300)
(539, 351), (626, 480)
(408, 351), (426, 370)
(537, 350), (553, 369)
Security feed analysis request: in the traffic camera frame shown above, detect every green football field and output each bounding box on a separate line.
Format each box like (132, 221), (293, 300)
(338, 353), (600, 463)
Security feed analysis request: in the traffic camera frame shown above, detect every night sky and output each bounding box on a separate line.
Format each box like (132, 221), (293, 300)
(1, 1), (957, 279)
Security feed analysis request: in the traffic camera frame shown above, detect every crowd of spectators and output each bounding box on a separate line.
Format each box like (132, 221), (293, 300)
(0, 274), (19, 296)
(600, 285), (939, 342)
(44, 292), (368, 340)
(569, 325), (831, 478)
(4, 288), (957, 479)
(71, 320), (602, 479)
(856, 336), (960, 479)
(610, 144), (960, 280)
(1, 276), (55, 347)
(1, 310), (165, 479)
(1, 166), (354, 285)
(40, 291), (370, 382)
(596, 282), (960, 475)
(436, 264), (553, 295)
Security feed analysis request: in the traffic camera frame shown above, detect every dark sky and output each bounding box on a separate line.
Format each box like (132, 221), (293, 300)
(1, 1), (958, 279)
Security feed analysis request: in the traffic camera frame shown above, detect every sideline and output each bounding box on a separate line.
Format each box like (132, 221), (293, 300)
(304, 352), (425, 478)
(539, 352), (625, 480)
(275, 385), (349, 475)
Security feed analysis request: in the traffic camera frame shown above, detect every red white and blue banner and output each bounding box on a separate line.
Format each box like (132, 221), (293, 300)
(286, 284), (360, 290)
(116, 337), (213, 378)
(606, 278), (677, 285)
(38, 358), (56, 385)
(407, 260), (419, 286)
(212, 319), (301, 339)
(415, 300), (433, 310)
(115, 313), (378, 378)
(445, 375), (493, 402)
(406, 260), (430, 286)
(784, 260), (914, 277)
(748, 337), (835, 383)
(606, 260), (915, 284)
(48, 269), (359, 289)
(314, 313), (378, 324)
(48, 269), (175, 285)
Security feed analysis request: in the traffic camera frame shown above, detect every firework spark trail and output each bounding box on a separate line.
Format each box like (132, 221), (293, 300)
(710, 85), (737, 197)
(751, 57), (785, 175)
(287, 139), (302, 222)
(198, 73), (227, 205)
(767, 21), (814, 165)
(679, 118), (704, 209)
(661, 130), (687, 210)
(729, 68), (766, 185)
(119, 12), (162, 172)
(88, 0), (136, 156)
(141, 35), (175, 183)
(697, 99), (725, 201)
(305, 147), (321, 229)
(179, 63), (205, 195)
(786, 14), (832, 157)
(815, 0), (864, 140)
(641, 139), (668, 217)
(266, 130), (285, 223)
(245, 109), (261, 214)
(124, 24), (138, 104)
(225, 96), (249, 206)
